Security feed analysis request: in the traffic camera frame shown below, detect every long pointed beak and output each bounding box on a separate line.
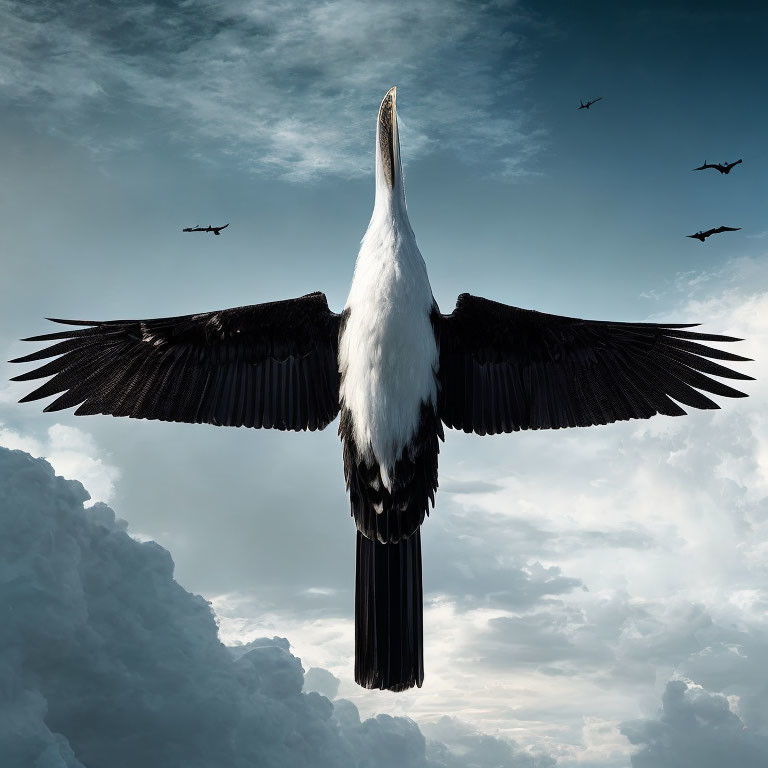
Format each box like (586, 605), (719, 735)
(377, 86), (399, 190)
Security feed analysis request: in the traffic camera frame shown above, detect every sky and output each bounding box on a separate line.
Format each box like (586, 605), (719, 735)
(0, 1), (767, 766)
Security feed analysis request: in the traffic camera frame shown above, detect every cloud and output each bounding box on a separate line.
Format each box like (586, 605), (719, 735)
(621, 680), (768, 768)
(0, 422), (119, 504)
(440, 476), (505, 495)
(423, 717), (555, 767)
(0, 0), (545, 180)
(304, 667), (341, 700)
(0, 445), (557, 767)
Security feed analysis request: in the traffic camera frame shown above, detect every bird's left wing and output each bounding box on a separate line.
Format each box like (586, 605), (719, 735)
(436, 293), (752, 435)
(11, 291), (341, 431)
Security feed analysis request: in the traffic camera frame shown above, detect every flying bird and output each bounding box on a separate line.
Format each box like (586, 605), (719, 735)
(687, 226), (741, 242)
(183, 223), (229, 235)
(578, 97), (603, 109)
(693, 159), (742, 174)
(11, 87), (752, 693)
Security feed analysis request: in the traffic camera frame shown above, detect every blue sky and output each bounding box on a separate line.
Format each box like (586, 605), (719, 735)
(1, 1), (767, 766)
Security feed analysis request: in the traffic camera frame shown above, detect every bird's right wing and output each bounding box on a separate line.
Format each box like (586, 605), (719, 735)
(436, 293), (751, 435)
(11, 292), (341, 431)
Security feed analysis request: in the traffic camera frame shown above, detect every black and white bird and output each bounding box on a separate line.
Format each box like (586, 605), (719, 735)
(11, 87), (752, 692)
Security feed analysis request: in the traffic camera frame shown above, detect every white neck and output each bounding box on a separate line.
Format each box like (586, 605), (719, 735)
(339, 187), (438, 484)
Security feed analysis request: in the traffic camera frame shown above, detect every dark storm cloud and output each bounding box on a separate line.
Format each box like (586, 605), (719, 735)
(0, 447), (556, 767)
(0, 0), (545, 179)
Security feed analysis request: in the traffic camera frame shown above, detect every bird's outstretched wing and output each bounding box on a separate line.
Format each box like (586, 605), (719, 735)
(713, 226), (741, 234)
(11, 292), (341, 431)
(436, 293), (751, 435)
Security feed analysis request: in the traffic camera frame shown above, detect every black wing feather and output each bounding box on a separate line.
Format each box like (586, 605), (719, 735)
(11, 292), (342, 432)
(437, 293), (751, 434)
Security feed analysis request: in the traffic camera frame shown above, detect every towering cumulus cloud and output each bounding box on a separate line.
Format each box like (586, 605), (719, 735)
(0, 447), (550, 768)
(622, 680), (768, 768)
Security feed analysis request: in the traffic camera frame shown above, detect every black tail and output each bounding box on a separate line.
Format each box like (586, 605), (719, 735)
(355, 529), (424, 691)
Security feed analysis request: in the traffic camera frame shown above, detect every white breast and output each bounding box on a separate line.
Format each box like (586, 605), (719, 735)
(339, 210), (438, 485)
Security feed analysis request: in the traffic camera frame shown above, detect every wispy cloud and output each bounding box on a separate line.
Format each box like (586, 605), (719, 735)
(0, 0), (546, 180)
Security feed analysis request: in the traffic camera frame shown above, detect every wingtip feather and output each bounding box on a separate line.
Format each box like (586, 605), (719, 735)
(45, 318), (98, 326)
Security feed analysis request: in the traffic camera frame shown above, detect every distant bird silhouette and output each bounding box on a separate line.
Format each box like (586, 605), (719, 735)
(687, 226), (741, 242)
(578, 98), (602, 110)
(693, 160), (742, 175)
(183, 223), (229, 236)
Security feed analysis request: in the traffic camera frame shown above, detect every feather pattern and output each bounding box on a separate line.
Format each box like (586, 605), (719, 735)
(355, 529), (423, 691)
(10, 292), (342, 432)
(437, 293), (752, 434)
(341, 402), (442, 545)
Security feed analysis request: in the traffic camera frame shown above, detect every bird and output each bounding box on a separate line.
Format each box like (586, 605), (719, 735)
(687, 226), (741, 242)
(578, 97), (602, 110)
(10, 87), (753, 693)
(693, 159), (742, 174)
(183, 223), (229, 235)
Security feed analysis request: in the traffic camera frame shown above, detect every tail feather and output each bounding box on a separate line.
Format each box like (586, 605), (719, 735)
(355, 529), (424, 691)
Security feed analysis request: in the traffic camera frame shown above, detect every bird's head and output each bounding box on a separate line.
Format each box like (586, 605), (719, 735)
(374, 86), (406, 213)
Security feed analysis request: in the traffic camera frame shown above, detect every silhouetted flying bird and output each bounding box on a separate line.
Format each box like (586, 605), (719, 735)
(183, 223), (229, 235)
(11, 87), (752, 693)
(693, 159), (742, 174)
(687, 226), (741, 242)
(578, 97), (602, 109)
